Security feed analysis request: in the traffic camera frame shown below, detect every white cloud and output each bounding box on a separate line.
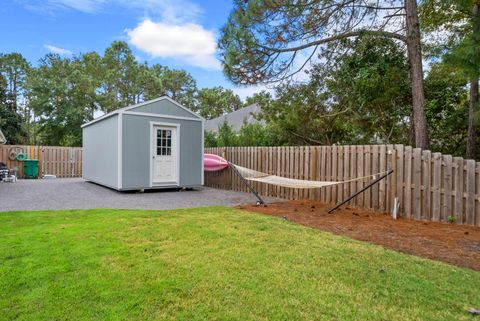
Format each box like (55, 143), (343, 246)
(23, 0), (107, 14)
(44, 44), (73, 56)
(22, 0), (202, 22)
(120, 0), (202, 23)
(127, 19), (220, 70)
(26, 0), (217, 69)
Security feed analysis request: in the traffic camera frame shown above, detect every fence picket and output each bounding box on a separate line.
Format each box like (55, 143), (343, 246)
(350, 145), (356, 206)
(412, 148), (422, 220)
(275, 147), (280, 197)
(320, 146), (326, 202)
(364, 145), (373, 208)
(343, 146), (350, 202)
(356, 145), (364, 207)
(454, 157), (464, 223)
(466, 160), (475, 225)
(442, 155), (453, 222)
(422, 150), (432, 220)
(295, 146), (300, 200)
(309, 146), (316, 200)
(379, 145), (386, 211)
(372, 145), (379, 210)
(432, 153), (442, 221)
(404, 146), (412, 218)
(394, 145), (404, 214)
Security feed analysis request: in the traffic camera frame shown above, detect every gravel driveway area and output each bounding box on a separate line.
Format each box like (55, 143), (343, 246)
(0, 178), (282, 212)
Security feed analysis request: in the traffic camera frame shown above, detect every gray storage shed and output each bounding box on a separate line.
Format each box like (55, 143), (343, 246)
(82, 96), (204, 191)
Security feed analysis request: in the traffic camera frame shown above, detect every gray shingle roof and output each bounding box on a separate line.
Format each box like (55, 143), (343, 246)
(204, 104), (264, 132)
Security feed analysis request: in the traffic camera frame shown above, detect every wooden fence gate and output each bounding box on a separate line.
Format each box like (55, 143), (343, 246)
(0, 145), (82, 178)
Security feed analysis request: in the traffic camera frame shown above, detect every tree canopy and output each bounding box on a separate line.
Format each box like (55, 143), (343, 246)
(420, 0), (479, 158)
(207, 33), (473, 158)
(0, 41), (270, 147)
(0, 14), (478, 160)
(0, 74), (27, 144)
(219, 0), (430, 149)
(197, 87), (242, 119)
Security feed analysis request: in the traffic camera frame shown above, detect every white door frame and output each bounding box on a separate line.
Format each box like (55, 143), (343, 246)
(149, 121), (181, 187)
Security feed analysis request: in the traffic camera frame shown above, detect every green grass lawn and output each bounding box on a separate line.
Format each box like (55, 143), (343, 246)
(0, 207), (478, 321)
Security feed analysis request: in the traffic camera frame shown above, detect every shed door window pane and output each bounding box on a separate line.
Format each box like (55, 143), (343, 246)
(156, 129), (172, 156)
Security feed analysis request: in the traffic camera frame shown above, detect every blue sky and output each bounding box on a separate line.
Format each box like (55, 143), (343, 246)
(0, 0), (266, 99)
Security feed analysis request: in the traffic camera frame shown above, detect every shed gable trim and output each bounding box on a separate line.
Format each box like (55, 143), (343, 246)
(81, 111), (119, 128)
(81, 96), (203, 128)
(124, 96), (203, 120)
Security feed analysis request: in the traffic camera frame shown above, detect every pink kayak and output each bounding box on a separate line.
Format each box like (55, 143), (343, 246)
(204, 153), (229, 172)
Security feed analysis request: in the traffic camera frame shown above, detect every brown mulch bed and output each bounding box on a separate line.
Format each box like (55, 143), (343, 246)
(238, 200), (480, 271)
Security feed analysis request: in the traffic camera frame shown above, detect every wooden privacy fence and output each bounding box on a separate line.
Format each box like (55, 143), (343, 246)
(205, 145), (480, 227)
(0, 145), (82, 178)
(1, 144), (478, 227)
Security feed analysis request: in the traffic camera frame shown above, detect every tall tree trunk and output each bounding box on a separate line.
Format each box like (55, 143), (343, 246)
(467, 79), (479, 159)
(405, 0), (429, 149)
(467, 4), (480, 159)
(409, 110), (416, 146)
(25, 104), (31, 145)
(12, 74), (17, 112)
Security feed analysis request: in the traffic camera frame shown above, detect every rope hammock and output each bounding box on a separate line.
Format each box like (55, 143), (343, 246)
(232, 164), (390, 189)
(203, 153), (393, 210)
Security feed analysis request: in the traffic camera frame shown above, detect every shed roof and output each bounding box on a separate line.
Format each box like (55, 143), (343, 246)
(82, 96), (203, 128)
(204, 104), (264, 132)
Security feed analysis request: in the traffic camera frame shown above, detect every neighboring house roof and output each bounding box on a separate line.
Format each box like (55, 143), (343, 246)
(205, 104), (264, 132)
(81, 96), (204, 128)
(0, 128), (6, 144)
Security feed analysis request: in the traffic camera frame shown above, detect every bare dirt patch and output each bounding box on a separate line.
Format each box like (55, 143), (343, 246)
(238, 200), (480, 271)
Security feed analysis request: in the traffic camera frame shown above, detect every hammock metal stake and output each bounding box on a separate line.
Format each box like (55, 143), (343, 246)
(228, 162), (265, 205)
(328, 170), (394, 214)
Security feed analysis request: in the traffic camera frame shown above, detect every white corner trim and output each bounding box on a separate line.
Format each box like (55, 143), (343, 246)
(201, 119), (204, 185)
(117, 112), (123, 189)
(149, 123), (153, 188)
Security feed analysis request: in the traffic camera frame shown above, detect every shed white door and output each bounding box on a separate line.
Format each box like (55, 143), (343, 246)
(152, 126), (178, 184)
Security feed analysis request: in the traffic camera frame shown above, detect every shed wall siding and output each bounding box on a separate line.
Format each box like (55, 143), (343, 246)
(82, 115), (119, 188)
(130, 99), (198, 119)
(122, 114), (202, 189)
